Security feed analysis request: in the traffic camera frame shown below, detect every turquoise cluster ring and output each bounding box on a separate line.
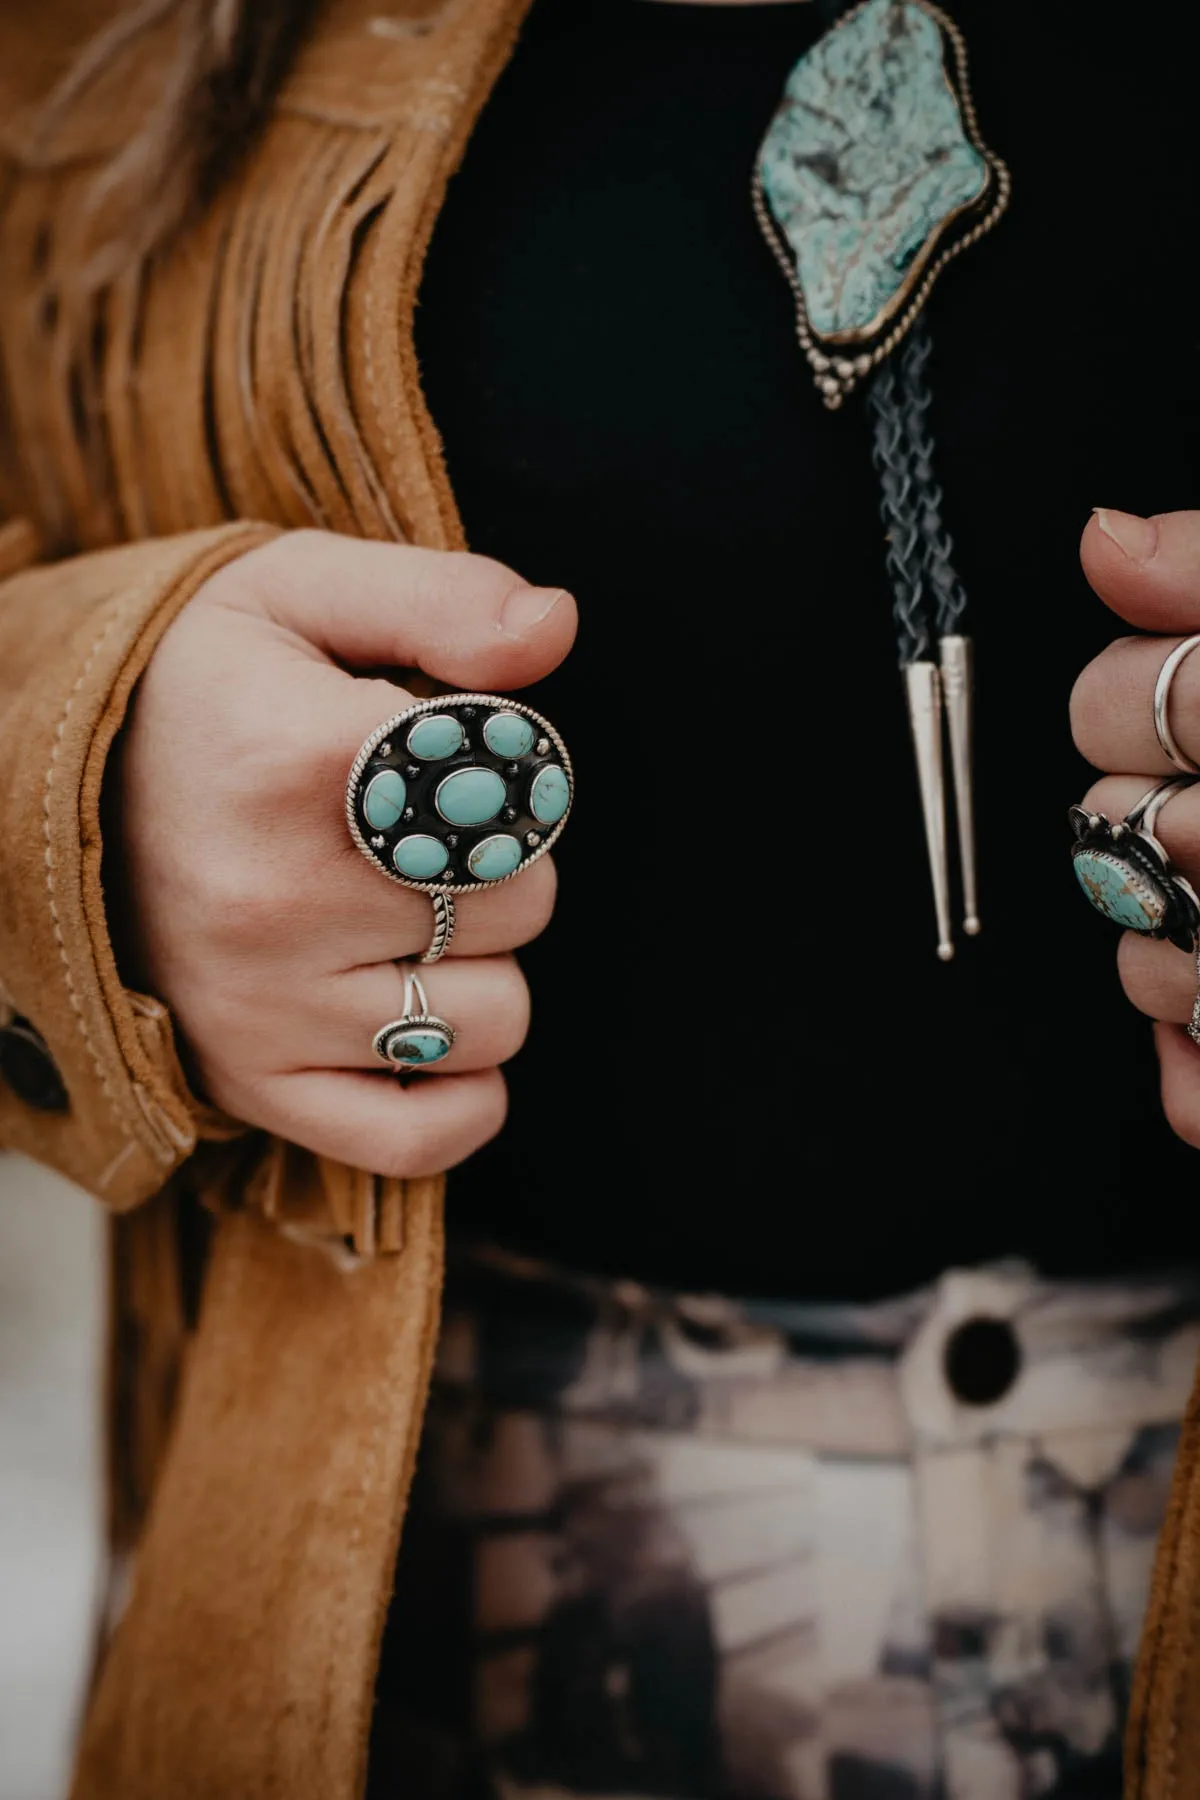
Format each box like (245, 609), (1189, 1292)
(1070, 777), (1200, 951)
(346, 693), (573, 963)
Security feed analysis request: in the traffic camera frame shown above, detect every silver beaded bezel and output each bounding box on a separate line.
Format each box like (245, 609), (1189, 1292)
(346, 693), (574, 895)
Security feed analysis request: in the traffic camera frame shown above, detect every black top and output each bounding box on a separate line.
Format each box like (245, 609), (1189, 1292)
(415, 0), (1200, 1298)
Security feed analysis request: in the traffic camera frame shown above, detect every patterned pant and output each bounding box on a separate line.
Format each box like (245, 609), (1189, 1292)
(369, 1250), (1200, 1800)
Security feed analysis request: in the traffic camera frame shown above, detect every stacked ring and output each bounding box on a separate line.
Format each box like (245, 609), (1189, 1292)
(346, 693), (573, 963)
(1154, 634), (1200, 775)
(1069, 776), (1200, 951)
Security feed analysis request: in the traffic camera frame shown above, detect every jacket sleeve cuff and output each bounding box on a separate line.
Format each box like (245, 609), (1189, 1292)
(0, 522), (279, 1208)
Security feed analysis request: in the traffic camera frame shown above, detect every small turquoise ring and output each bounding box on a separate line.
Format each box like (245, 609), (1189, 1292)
(373, 970), (455, 1077)
(346, 693), (573, 963)
(1069, 776), (1200, 951)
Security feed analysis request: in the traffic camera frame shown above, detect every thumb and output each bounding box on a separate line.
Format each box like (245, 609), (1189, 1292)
(1082, 509), (1200, 633)
(220, 529), (577, 690)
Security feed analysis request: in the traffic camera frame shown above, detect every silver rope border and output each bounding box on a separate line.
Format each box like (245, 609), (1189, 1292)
(344, 691), (574, 897)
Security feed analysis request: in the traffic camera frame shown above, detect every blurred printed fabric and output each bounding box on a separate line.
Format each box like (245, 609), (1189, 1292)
(371, 1248), (1200, 1800)
(0, 1156), (104, 1800)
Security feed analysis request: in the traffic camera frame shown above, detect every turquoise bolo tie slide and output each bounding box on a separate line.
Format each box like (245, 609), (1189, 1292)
(752, 0), (1011, 962)
(1070, 778), (1200, 951)
(346, 694), (573, 967)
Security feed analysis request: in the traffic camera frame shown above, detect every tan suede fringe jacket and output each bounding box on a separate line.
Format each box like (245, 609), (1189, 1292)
(2, 2), (1200, 1795)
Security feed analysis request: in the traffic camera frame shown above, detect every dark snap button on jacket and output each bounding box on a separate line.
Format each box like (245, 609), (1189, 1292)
(0, 1019), (69, 1113)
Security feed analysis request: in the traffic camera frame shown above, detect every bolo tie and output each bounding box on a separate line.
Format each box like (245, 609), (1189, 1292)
(753, 0), (1010, 959)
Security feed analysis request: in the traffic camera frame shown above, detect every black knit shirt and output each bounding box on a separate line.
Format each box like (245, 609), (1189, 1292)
(416, 0), (1200, 1296)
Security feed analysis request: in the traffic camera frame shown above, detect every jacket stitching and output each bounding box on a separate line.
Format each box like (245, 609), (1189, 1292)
(42, 580), (159, 1149)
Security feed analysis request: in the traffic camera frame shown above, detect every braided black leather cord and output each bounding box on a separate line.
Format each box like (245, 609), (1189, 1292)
(867, 354), (931, 665)
(898, 318), (969, 638)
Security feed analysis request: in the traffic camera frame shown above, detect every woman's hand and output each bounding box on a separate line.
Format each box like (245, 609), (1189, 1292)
(115, 530), (576, 1175)
(1071, 509), (1200, 1147)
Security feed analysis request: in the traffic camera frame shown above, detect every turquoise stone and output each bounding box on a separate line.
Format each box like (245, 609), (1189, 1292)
(483, 711), (536, 759)
(392, 834), (449, 880)
(529, 764), (570, 826)
(407, 713), (464, 760)
(468, 834), (523, 881)
(758, 0), (989, 340)
(1073, 851), (1166, 933)
(436, 766), (507, 826)
(385, 1027), (451, 1066)
(362, 769), (406, 831)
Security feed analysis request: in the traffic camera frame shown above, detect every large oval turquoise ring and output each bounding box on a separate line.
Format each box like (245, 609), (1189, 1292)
(346, 693), (573, 962)
(1069, 777), (1200, 952)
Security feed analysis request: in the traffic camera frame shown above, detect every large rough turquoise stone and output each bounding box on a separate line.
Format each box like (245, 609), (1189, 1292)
(758, 0), (988, 340)
(468, 834), (523, 881)
(363, 769), (406, 831)
(1073, 851), (1166, 933)
(483, 711), (536, 759)
(436, 767), (506, 826)
(407, 714), (464, 760)
(384, 1027), (452, 1066)
(393, 834), (449, 880)
(529, 764), (570, 827)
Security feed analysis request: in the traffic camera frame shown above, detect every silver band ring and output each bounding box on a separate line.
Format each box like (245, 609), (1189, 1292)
(1125, 774), (1198, 837)
(1153, 635), (1200, 774)
(373, 969), (456, 1073)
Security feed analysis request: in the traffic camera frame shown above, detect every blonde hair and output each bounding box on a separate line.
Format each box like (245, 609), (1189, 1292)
(34, 0), (308, 307)
(4, 0), (307, 544)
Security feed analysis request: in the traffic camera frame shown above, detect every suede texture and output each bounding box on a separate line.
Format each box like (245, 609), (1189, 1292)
(0, 525), (278, 1206)
(73, 1191), (444, 1800)
(3, 1), (1198, 1796)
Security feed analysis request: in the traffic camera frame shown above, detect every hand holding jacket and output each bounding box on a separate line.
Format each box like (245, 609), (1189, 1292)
(114, 530), (576, 1175)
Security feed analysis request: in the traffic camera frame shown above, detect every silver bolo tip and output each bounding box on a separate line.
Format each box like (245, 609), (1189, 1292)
(903, 661), (953, 967)
(940, 635), (979, 956)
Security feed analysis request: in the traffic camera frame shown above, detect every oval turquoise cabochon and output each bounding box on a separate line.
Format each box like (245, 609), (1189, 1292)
(407, 714), (464, 760)
(468, 834), (524, 881)
(385, 1027), (452, 1065)
(435, 766), (507, 827)
(363, 769), (407, 831)
(1073, 851), (1165, 933)
(483, 710), (536, 758)
(393, 834), (450, 880)
(530, 764), (570, 826)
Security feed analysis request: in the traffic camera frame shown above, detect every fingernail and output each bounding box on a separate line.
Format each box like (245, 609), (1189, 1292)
(1094, 507), (1159, 564)
(500, 585), (566, 639)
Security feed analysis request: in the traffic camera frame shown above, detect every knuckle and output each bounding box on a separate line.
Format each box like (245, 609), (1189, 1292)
(392, 1077), (508, 1174)
(1117, 933), (1193, 1022)
(1068, 662), (1105, 760)
(1161, 1062), (1200, 1149)
(506, 858), (558, 946)
(489, 961), (532, 1059)
(195, 866), (283, 945)
(1068, 637), (1143, 760)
